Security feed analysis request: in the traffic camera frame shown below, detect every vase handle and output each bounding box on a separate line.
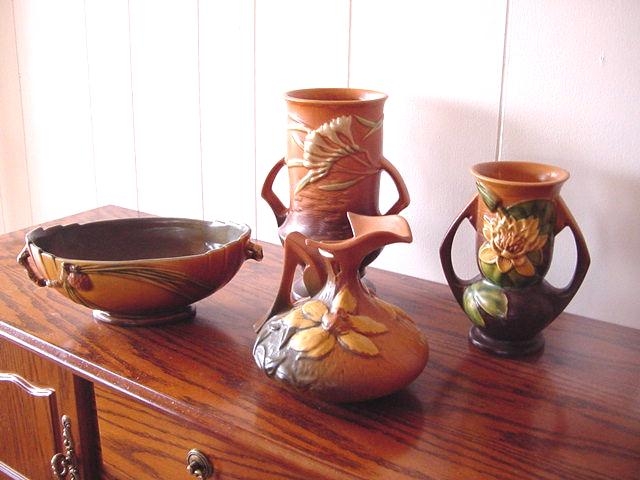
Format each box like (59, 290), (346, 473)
(552, 196), (591, 302)
(439, 195), (478, 306)
(380, 157), (410, 215)
(252, 231), (325, 332)
(261, 158), (288, 227)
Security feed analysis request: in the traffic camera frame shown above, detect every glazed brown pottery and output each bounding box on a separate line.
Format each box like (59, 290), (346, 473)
(18, 217), (263, 326)
(262, 88), (410, 295)
(253, 213), (429, 403)
(440, 161), (590, 356)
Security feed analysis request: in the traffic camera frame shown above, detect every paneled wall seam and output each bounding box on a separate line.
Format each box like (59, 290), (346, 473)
(81, 0), (99, 207)
(252, 0), (258, 238)
(495, 0), (510, 162)
(347, 0), (353, 87)
(9, 0), (33, 226)
(126, 0), (140, 212)
(197, 0), (205, 221)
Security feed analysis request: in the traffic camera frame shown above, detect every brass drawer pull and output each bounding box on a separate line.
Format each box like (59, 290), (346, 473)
(51, 415), (80, 479)
(186, 449), (213, 479)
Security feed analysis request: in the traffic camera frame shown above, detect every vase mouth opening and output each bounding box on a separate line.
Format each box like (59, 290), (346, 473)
(285, 88), (387, 104)
(471, 161), (569, 186)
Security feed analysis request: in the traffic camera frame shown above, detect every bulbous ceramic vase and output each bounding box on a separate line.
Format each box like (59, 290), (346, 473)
(253, 213), (429, 403)
(440, 161), (590, 357)
(262, 88), (410, 295)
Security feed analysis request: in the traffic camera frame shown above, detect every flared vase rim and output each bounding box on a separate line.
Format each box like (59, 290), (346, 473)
(471, 161), (570, 187)
(304, 213), (412, 255)
(285, 87), (388, 104)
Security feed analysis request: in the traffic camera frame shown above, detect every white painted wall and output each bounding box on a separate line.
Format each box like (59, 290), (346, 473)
(1, 0), (638, 329)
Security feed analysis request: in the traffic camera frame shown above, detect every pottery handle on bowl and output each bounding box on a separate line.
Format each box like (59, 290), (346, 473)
(380, 157), (410, 215)
(252, 231), (325, 333)
(245, 241), (264, 262)
(261, 158), (288, 227)
(17, 244), (48, 287)
(552, 196), (591, 302)
(439, 196), (478, 306)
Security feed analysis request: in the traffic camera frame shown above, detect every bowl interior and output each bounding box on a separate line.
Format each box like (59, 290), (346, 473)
(29, 218), (249, 261)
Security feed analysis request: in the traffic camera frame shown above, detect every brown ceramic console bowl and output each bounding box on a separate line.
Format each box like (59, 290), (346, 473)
(18, 217), (263, 326)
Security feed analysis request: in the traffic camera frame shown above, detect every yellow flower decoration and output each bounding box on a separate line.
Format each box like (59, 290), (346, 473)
(284, 289), (388, 359)
(478, 210), (548, 277)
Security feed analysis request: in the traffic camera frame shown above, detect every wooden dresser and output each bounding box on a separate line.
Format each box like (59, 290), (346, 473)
(1, 206), (638, 479)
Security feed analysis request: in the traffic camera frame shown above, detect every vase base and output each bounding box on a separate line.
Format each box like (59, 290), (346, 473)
(468, 326), (544, 357)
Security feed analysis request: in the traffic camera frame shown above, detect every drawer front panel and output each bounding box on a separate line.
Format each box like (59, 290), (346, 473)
(95, 386), (301, 480)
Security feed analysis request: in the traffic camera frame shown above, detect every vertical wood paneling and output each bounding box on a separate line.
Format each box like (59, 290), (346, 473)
(199, 2), (256, 229)
(128, 0), (202, 218)
(12, 0), (97, 224)
(1, 0), (639, 328)
(254, 0), (351, 244)
(500, 0), (640, 327)
(84, 0), (138, 211)
(0, 0), (31, 232)
(349, 0), (507, 281)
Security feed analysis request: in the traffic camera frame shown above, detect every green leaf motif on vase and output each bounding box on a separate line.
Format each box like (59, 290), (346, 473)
(476, 181), (501, 212)
(463, 281), (509, 327)
(506, 199), (555, 230)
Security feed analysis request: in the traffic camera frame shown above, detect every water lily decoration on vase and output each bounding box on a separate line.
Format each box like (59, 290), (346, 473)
(475, 181), (556, 288)
(479, 210), (548, 278)
(462, 181), (557, 326)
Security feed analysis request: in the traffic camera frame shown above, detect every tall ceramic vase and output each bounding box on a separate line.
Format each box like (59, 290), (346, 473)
(440, 161), (590, 357)
(262, 88), (410, 295)
(253, 213), (429, 403)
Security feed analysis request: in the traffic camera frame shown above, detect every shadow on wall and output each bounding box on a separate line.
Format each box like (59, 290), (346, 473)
(382, 93), (639, 327)
(565, 165), (640, 325)
(498, 122), (640, 327)
(374, 96), (501, 283)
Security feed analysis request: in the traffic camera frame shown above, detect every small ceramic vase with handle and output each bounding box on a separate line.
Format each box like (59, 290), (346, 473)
(253, 213), (429, 403)
(440, 161), (590, 357)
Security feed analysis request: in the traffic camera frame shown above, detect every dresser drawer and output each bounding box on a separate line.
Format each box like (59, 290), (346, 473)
(95, 385), (297, 480)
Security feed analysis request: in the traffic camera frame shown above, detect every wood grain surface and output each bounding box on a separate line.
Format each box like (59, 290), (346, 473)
(1, 205), (639, 479)
(0, 335), (100, 479)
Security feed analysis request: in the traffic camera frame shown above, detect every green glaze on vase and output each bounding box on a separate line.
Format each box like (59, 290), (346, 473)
(440, 161), (590, 357)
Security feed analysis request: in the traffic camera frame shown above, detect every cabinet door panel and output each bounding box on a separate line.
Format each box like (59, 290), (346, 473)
(0, 373), (58, 479)
(0, 337), (100, 479)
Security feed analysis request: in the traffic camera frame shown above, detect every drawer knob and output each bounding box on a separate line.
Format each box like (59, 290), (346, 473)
(186, 449), (214, 479)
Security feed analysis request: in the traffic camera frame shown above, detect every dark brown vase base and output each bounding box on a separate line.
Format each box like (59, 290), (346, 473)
(93, 305), (196, 327)
(468, 326), (544, 357)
